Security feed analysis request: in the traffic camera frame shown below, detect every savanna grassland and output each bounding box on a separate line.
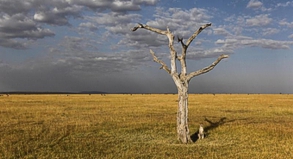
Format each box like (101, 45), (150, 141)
(0, 94), (293, 158)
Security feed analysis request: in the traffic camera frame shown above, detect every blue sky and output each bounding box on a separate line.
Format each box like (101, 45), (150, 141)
(0, 0), (292, 93)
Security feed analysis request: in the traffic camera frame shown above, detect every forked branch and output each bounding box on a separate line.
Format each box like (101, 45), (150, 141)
(178, 37), (186, 48)
(186, 23), (211, 47)
(187, 54), (228, 81)
(150, 49), (171, 74)
(132, 23), (177, 74)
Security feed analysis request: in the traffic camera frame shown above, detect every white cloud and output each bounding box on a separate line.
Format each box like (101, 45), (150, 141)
(213, 27), (232, 36)
(33, 13), (45, 21)
(241, 39), (293, 49)
(89, 12), (141, 26)
(33, 5), (82, 26)
(246, 0), (272, 12)
(276, 1), (293, 7)
(262, 28), (279, 36)
(112, 0), (141, 12)
(134, 0), (158, 5)
(216, 36), (293, 50)
(146, 7), (212, 38)
(246, 14), (272, 27)
(279, 19), (293, 28)
(67, 0), (158, 12)
(247, 0), (263, 9)
(79, 22), (98, 31)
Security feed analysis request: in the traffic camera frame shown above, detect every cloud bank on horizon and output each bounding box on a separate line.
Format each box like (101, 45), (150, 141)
(0, 0), (292, 93)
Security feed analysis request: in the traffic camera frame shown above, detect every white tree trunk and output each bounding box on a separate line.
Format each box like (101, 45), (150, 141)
(177, 83), (192, 143)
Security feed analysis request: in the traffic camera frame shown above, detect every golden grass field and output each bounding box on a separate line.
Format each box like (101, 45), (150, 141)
(0, 94), (293, 158)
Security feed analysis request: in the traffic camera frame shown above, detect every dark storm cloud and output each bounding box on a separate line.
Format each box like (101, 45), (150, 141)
(0, 0), (159, 49)
(33, 5), (83, 26)
(0, 14), (55, 39)
(0, 39), (28, 49)
(0, 0), (33, 15)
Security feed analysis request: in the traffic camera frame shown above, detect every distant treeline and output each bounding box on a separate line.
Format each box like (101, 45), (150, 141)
(1, 92), (290, 95)
(0, 91), (107, 94)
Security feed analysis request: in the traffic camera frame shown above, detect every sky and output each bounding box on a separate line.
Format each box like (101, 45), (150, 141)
(0, 0), (293, 94)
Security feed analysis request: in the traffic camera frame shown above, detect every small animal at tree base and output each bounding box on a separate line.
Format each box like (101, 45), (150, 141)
(198, 124), (204, 139)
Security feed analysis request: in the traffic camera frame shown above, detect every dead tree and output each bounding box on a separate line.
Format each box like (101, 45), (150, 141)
(132, 23), (228, 144)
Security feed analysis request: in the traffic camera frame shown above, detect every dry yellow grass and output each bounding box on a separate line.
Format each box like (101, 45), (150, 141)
(0, 94), (293, 158)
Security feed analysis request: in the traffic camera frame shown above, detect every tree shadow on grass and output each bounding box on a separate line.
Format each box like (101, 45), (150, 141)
(190, 117), (228, 142)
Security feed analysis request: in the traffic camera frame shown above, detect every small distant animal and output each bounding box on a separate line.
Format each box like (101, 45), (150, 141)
(198, 124), (205, 139)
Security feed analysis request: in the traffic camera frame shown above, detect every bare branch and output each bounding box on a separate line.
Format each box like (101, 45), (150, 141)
(131, 23), (143, 31)
(177, 37), (186, 48)
(131, 23), (177, 74)
(177, 36), (187, 75)
(187, 54), (228, 81)
(186, 23), (211, 47)
(150, 49), (171, 74)
(132, 23), (167, 35)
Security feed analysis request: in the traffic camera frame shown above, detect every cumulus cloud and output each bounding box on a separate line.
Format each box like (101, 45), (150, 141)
(79, 22), (98, 32)
(0, 39), (28, 49)
(125, 6), (293, 60)
(276, 1), (293, 7)
(208, 10), (293, 59)
(246, 14), (272, 27)
(84, 7), (210, 51)
(111, 0), (158, 12)
(279, 19), (293, 28)
(0, 0), (32, 15)
(148, 7), (212, 32)
(216, 35), (293, 50)
(0, 13), (55, 49)
(262, 28), (279, 36)
(246, 0), (272, 12)
(0, 0), (159, 49)
(213, 27), (232, 36)
(33, 5), (83, 26)
(89, 12), (141, 26)
(111, 0), (141, 12)
(136, 7), (213, 46)
(66, 0), (157, 12)
(247, 0), (263, 9)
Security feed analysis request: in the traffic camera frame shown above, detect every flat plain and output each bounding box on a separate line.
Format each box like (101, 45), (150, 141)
(0, 94), (293, 158)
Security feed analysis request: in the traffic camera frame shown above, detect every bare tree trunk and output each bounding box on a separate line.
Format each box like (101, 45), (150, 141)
(177, 83), (193, 143)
